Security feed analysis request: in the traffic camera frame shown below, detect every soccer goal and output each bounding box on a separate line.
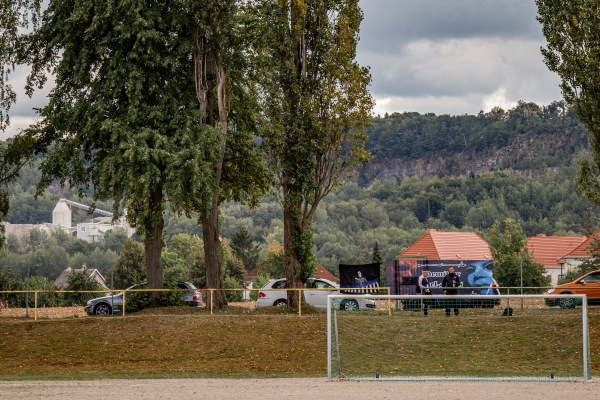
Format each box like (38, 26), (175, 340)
(327, 293), (591, 382)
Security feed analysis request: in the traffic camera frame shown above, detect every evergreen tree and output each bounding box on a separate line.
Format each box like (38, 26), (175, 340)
(372, 241), (382, 264)
(230, 228), (260, 272)
(110, 238), (146, 290)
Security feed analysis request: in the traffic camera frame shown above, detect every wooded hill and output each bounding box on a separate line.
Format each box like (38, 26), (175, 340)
(2, 100), (599, 276)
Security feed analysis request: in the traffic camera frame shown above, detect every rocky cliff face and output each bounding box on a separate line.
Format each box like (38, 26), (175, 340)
(358, 129), (589, 182)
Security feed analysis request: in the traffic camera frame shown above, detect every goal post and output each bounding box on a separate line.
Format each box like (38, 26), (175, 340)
(327, 293), (591, 382)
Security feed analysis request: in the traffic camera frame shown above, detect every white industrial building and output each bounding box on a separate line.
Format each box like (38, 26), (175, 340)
(52, 198), (135, 242)
(3, 198), (135, 243)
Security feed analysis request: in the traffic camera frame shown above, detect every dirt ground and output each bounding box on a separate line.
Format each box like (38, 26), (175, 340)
(0, 378), (598, 400)
(0, 306), (87, 319)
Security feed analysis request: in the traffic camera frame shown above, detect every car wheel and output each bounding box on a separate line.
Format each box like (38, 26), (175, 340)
(558, 293), (576, 309)
(274, 299), (287, 307)
(93, 303), (112, 315)
(341, 300), (359, 311)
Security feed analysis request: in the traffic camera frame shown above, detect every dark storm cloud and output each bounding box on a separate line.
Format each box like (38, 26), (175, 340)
(358, 0), (542, 51)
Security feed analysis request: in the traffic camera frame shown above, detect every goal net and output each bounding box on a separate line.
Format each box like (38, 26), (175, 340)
(327, 294), (591, 382)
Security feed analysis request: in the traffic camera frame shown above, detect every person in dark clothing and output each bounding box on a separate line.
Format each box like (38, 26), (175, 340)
(442, 266), (461, 316)
(417, 269), (432, 316)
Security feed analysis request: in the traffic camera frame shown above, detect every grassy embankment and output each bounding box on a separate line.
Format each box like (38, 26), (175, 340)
(0, 305), (598, 380)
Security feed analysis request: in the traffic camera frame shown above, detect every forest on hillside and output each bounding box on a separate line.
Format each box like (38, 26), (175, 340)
(1, 101), (599, 283)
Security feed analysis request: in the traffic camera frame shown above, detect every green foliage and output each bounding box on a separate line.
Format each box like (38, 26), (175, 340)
(224, 276), (244, 302)
(230, 227), (260, 271)
(257, 0), (373, 302)
(372, 242), (382, 264)
(486, 219), (551, 292)
(63, 269), (103, 306)
(123, 289), (152, 314)
(26, 276), (60, 307)
(365, 101), (587, 162)
(223, 241), (246, 285)
(109, 238), (146, 290)
(537, 1), (600, 207)
(162, 234), (203, 283)
(157, 282), (187, 307)
(291, 223), (318, 282)
(258, 243), (286, 279)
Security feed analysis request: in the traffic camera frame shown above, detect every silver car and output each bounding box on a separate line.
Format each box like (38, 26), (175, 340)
(256, 278), (376, 311)
(84, 281), (204, 316)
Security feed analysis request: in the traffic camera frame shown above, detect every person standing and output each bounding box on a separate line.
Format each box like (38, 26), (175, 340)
(418, 269), (432, 316)
(442, 266), (461, 316)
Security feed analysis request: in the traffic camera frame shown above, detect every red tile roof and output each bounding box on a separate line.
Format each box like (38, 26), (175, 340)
(563, 231), (600, 259)
(400, 229), (492, 261)
(527, 234), (587, 269)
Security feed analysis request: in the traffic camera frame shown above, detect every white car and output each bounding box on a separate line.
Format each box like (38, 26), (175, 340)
(256, 278), (376, 311)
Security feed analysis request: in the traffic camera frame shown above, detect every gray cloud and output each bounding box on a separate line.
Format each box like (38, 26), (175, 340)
(2, 1), (563, 139)
(357, 0), (563, 116)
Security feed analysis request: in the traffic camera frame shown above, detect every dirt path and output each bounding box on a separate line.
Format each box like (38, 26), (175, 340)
(0, 378), (598, 400)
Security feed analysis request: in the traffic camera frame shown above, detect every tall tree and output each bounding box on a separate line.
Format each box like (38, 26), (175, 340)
(536, 1), (600, 203)
(231, 227), (260, 271)
(486, 218), (550, 292)
(257, 0), (373, 309)
(182, 0), (271, 308)
(4, 1), (269, 307)
(372, 241), (382, 264)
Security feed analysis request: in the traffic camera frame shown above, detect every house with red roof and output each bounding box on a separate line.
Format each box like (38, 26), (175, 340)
(526, 234), (587, 284)
(559, 231), (600, 277)
(386, 229), (493, 295)
(400, 229), (492, 261)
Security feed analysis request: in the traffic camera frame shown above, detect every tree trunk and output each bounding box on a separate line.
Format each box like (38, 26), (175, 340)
(284, 197), (302, 310)
(202, 204), (227, 308)
(144, 187), (164, 307)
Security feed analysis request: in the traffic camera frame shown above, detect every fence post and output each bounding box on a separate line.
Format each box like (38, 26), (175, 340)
(34, 291), (38, 321)
(387, 287), (391, 317)
(298, 288), (302, 316)
(210, 290), (213, 315)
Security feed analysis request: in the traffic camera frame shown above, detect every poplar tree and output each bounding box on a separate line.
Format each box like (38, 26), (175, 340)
(536, 1), (600, 203)
(257, 0), (373, 309)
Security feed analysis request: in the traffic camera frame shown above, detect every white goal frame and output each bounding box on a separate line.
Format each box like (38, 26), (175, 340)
(327, 293), (590, 382)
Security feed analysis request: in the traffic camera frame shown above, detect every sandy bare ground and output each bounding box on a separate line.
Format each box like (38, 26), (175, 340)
(0, 379), (598, 400)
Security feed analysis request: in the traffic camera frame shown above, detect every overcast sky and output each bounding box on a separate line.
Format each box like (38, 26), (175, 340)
(358, 0), (562, 117)
(1, 0), (563, 139)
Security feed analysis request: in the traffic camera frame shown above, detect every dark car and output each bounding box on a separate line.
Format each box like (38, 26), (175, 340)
(84, 281), (204, 316)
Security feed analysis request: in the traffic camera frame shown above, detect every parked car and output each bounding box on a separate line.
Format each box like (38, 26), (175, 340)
(256, 278), (377, 311)
(401, 279), (501, 311)
(545, 269), (600, 308)
(84, 281), (204, 316)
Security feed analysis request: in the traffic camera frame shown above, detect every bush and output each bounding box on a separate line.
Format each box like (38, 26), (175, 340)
(224, 277), (244, 302)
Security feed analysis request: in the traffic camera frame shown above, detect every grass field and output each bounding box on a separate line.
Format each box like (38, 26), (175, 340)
(0, 303), (599, 380)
